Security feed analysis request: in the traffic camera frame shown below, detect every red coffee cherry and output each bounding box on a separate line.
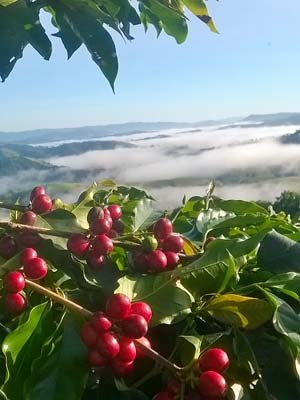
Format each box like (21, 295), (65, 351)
(89, 218), (112, 235)
(198, 371), (227, 399)
(0, 235), (18, 259)
(3, 271), (25, 293)
(131, 301), (152, 323)
(117, 337), (136, 363)
(107, 204), (122, 220)
(148, 250), (168, 272)
(106, 293), (131, 320)
(153, 218), (173, 240)
(97, 332), (120, 359)
(87, 207), (105, 225)
(20, 211), (37, 226)
(92, 234), (114, 255)
(21, 247), (38, 266)
(103, 208), (111, 218)
(135, 336), (152, 358)
(87, 349), (108, 367)
(121, 314), (148, 339)
(134, 252), (149, 272)
(112, 219), (124, 233)
(163, 235), (184, 253)
(67, 234), (90, 257)
(165, 252), (179, 269)
(31, 194), (52, 214)
(111, 359), (134, 377)
(86, 251), (105, 269)
(80, 321), (98, 347)
(198, 348), (229, 373)
(91, 312), (112, 334)
(166, 379), (181, 395)
(4, 293), (26, 315)
(19, 232), (41, 247)
(24, 257), (48, 280)
(30, 186), (45, 201)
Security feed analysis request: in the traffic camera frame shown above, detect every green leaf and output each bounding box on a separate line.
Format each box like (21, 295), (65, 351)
(182, 0), (218, 33)
(1, 302), (53, 398)
(178, 334), (202, 366)
(196, 208), (235, 234)
(205, 294), (273, 329)
(24, 314), (88, 400)
(258, 230), (300, 273)
(264, 273), (300, 301)
(213, 199), (269, 216)
(122, 198), (156, 231)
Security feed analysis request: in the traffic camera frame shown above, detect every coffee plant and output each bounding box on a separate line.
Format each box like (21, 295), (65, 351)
(0, 181), (300, 399)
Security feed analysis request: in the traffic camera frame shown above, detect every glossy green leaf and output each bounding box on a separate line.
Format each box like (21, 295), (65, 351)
(182, 0), (218, 33)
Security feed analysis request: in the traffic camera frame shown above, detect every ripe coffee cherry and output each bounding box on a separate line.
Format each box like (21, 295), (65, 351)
(198, 371), (227, 399)
(87, 251), (105, 269)
(30, 186), (46, 201)
(90, 218), (112, 235)
(148, 250), (168, 272)
(153, 392), (173, 400)
(111, 359), (134, 377)
(92, 234), (114, 255)
(20, 211), (37, 226)
(117, 337), (136, 362)
(106, 293), (131, 320)
(112, 219), (124, 233)
(88, 349), (107, 367)
(67, 234), (90, 257)
(107, 204), (122, 220)
(153, 218), (173, 240)
(134, 252), (149, 272)
(163, 235), (184, 253)
(92, 312), (112, 333)
(131, 302), (152, 323)
(24, 257), (48, 280)
(4, 293), (26, 315)
(3, 271), (25, 293)
(107, 229), (118, 239)
(87, 207), (104, 225)
(31, 194), (52, 214)
(19, 232), (40, 247)
(167, 379), (181, 395)
(103, 207), (111, 218)
(80, 321), (98, 347)
(165, 252), (179, 269)
(0, 235), (18, 258)
(198, 348), (229, 373)
(21, 247), (38, 266)
(121, 314), (148, 339)
(135, 336), (152, 358)
(97, 332), (120, 359)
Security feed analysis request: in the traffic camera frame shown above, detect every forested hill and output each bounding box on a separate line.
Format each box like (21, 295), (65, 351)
(280, 129), (300, 144)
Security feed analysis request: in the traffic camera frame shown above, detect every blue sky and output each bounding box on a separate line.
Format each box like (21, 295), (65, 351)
(1, 0), (300, 131)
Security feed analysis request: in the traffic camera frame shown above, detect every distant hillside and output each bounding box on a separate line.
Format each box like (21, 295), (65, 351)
(243, 112), (300, 125)
(280, 129), (300, 144)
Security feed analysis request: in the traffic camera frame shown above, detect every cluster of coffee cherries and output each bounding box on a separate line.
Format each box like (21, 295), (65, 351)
(80, 293), (152, 376)
(2, 247), (48, 316)
(22, 185), (53, 221)
(153, 348), (229, 400)
(67, 204), (123, 269)
(134, 218), (184, 273)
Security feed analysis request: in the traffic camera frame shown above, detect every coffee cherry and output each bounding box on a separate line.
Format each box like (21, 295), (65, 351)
(153, 392), (173, 400)
(143, 236), (158, 252)
(198, 371), (227, 398)
(165, 252), (179, 269)
(0, 235), (18, 258)
(106, 293), (131, 320)
(67, 234), (90, 257)
(92, 312), (112, 333)
(30, 186), (45, 201)
(97, 332), (120, 359)
(131, 301), (152, 323)
(153, 218), (173, 240)
(20, 211), (37, 226)
(3, 271), (25, 293)
(92, 234), (114, 255)
(89, 218), (112, 235)
(21, 247), (38, 266)
(4, 293), (26, 315)
(80, 321), (98, 347)
(148, 250), (168, 272)
(134, 252), (149, 272)
(198, 348), (229, 373)
(112, 219), (124, 233)
(24, 257), (48, 280)
(107, 204), (122, 220)
(135, 336), (152, 358)
(166, 379), (181, 395)
(103, 208), (111, 218)
(107, 229), (118, 239)
(88, 349), (108, 367)
(87, 207), (104, 225)
(19, 232), (40, 247)
(121, 314), (148, 339)
(163, 235), (184, 253)
(31, 194), (52, 214)
(86, 251), (105, 269)
(117, 337), (136, 362)
(111, 359), (134, 377)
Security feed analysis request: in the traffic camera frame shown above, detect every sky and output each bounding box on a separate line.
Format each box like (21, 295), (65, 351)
(1, 0), (300, 131)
